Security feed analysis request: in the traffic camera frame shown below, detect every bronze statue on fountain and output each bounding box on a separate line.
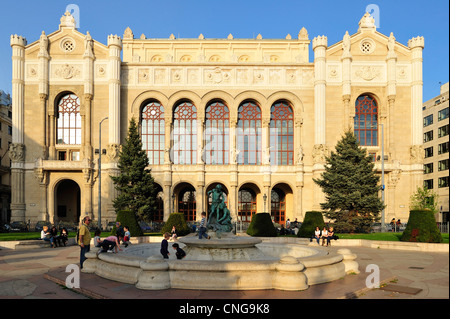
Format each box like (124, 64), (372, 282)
(207, 184), (233, 234)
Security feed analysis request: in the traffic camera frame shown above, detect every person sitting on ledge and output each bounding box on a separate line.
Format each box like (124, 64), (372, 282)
(41, 226), (55, 248)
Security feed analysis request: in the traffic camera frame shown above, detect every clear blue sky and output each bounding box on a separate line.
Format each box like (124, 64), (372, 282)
(0, 0), (448, 101)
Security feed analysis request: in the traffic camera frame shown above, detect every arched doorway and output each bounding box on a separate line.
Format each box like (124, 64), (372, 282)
(271, 183), (293, 225)
(154, 184), (164, 222)
(174, 183), (196, 222)
(238, 183), (260, 222)
(55, 179), (80, 223)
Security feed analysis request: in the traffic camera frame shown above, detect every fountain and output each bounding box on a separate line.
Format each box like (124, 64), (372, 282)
(82, 187), (359, 291)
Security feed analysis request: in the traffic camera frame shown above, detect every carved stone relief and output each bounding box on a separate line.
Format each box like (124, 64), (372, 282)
(354, 66), (381, 81)
(54, 64), (81, 79)
(9, 143), (25, 162)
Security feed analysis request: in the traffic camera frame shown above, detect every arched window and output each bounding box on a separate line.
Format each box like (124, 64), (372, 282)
(238, 189), (256, 222)
(141, 101), (165, 165)
(270, 101), (294, 165)
(271, 188), (286, 225)
(205, 101), (229, 164)
(237, 102), (262, 165)
(354, 95), (378, 146)
(57, 93), (81, 145)
(173, 101), (197, 165)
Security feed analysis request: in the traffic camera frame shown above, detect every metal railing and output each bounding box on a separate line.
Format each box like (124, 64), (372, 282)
(437, 222), (449, 233)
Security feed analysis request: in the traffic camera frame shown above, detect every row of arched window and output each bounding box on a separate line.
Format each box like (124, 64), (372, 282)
(142, 99), (295, 165)
(55, 93), (379, 163)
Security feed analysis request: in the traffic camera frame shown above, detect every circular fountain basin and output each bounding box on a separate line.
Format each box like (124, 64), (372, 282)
(82, 234), (359, 291)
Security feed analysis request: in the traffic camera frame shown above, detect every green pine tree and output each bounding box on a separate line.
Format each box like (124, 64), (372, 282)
(110, 117), (158, 222)
(313, 131), (385, 233)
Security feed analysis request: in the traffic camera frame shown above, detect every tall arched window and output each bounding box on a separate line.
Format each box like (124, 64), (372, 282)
(205, 101), (229, 164)
(141, 101), (165, 165)
(270, 101), (294, 165)
(57, 93), (81, 145)
(237, 101), (262, 165)
(354, 95), (378, 146)
(173, 101), (197, 165)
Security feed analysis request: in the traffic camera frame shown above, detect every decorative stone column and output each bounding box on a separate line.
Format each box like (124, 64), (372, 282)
(38, 31), (50, 159)
(229, 118), (239, 221)
(10, 34), (27, 221)
(312, 35), (327, 147)
(106, 34), (122, 218)
(83, 32), (95, 161)
(312, 35), (328, 211)
(34, 161), (49, 221)
(107, 33), (122, 151)
(163, 114), (173, 221)
(386, 32), (397, 160)
(408, 36), (425, 190)
(341, 31), (353, 129)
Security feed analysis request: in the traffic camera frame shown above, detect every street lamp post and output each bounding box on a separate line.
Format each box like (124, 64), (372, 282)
(263, 193), (267, 212)
(97, 117), (108, 230)
(379, 123), (386, 232)
(172, 193), (176, 214)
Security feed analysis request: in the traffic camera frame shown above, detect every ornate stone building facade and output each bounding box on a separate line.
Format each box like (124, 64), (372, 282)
(9, 12), (425, 227)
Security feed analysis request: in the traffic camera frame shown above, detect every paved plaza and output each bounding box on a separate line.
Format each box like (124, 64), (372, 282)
(0, 243), (448, 300)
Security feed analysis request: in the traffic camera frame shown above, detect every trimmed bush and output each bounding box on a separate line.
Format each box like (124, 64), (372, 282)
(401, 210), (443, 243)
(297, 211), (325, 238)
(111, 210), (143, 237)
(161, 213), (191, 236)
(246, 213), (277, 237)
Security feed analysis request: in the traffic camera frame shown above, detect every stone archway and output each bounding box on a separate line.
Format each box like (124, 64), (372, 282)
(55, 179), (81, 224)
(173, 182), (196, 222)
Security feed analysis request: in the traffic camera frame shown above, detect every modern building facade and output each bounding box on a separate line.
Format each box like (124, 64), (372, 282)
(9, 12), (425, 227)
(423, 82), (449, 223)
(0, 90), (12, 224)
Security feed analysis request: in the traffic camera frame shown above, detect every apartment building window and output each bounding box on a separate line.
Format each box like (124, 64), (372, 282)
(438, 159), (449, 171)
(438, 142), (449, 155)
(424, 179), (433, 190)
(8, 125), (12, 135)
(424, 146), (433, 158)
(423, 130), (433, 143)
(439, 176), (449, 188)
(423, 114), (433, 127)
(438, 107), (449, 121)
(424, 163), (433, 174)
(438, 124), (449, 138)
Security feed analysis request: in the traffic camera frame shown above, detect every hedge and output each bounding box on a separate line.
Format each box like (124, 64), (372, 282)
(161, 213), (191, 236)
(401, 209), (443, 243)
(297, 211), (325, 238)
(246, 213), (277, 237)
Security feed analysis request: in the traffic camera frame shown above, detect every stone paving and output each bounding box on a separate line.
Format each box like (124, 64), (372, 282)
(0, 242), (448, 300)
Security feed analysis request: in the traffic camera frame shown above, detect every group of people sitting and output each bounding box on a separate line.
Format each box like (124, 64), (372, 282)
(313, 226), (338, 246)
(278, 218), (301, 235)
(40, 225), (69, 248)
(93, 223), (131, 254)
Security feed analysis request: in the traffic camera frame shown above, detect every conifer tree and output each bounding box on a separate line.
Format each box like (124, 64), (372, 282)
(313, 131), (385, 233)
(110, 117), (157, 221)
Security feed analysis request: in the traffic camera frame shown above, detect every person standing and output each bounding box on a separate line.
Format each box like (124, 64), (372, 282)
(160, 232), (171, 259)
(78, 216), (92, 270)
(198, 212), (210, 240)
